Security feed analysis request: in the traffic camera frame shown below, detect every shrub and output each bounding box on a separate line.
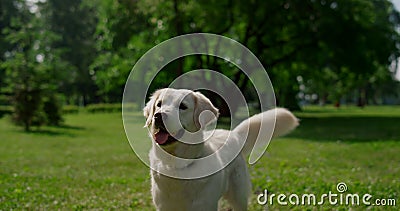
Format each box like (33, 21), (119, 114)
(84, 103), (137, 113)
(122, 103), (137, 112)
(86, 103), (122, 113)
(0, 105), (12, 118)
(11, 89), (44, 131)
(43, 94), (64, 126)
(62, 103), (137, 114)
(62, 105), (80, 114)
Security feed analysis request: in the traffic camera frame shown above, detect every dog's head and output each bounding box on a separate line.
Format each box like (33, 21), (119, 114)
(144, 88), (219, 148)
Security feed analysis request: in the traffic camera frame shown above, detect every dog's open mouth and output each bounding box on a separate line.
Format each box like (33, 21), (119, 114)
(154, 127), (184, 146)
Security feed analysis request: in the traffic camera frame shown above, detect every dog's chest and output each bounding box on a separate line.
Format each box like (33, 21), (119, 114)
(151, 171), (226, 209)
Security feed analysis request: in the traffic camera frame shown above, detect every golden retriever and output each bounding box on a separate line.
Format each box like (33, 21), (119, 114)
(143, 88), (298, 211)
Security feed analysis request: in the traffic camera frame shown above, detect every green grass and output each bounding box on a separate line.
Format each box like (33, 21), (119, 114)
(0, 106), (399, 210)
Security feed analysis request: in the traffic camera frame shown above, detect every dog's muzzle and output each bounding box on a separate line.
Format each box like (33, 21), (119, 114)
(154, 112), (167, 128)
(153, 112), (184, 145)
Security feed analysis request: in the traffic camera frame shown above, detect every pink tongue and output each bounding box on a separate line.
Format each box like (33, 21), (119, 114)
(155, 131), (169, 145)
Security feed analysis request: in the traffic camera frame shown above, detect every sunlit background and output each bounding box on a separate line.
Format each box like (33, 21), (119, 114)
(1, 0), (399, 210)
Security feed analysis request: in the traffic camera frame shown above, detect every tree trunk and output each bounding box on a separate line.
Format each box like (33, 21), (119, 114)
(357, 87), (366, 107)
(24, 121), (30, 132)
(173, 0), (184, 79)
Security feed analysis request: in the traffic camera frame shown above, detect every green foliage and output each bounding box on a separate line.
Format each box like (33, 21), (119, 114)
(1, 2), (64, 131)
(43, 94), (64, 126)
(1, 0), (400, 120)
(62, 105), (80, 114)
(85, 103), (122, 113)
(98, 0), (399, 109)
(0, 105), (12, 118)
(11, 89), (45, 130)
(40, 0), (98, 105)
(0, 0), (22, 86)
(61, 103), (137, 114)
(91, 0), (153, 103)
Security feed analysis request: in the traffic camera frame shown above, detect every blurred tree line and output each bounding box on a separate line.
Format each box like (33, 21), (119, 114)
(1, 0), (400, 130)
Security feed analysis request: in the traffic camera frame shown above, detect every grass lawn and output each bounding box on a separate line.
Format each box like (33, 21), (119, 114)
(0, 106), (399, 210)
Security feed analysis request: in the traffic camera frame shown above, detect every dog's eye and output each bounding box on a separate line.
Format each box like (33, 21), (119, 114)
(179, 103), (188, 110)
(156, 101), (161, 107)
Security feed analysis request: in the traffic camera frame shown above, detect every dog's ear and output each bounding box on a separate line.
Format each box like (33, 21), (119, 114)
(193, 91), (219, 129)
(143, 89), (162, 127)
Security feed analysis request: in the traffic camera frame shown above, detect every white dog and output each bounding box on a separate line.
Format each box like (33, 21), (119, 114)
(143, 88), (298, 211)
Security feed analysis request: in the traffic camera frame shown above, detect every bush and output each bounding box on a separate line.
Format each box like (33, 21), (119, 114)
(11, 89), (43, 131)
(7, 90), (64, 130)
(62, 105), (80, 114)
(43, 94), (64, 126)
(0, 95), (9, 105)
(62, 103), (137, 114)
(0, 106), (12, 118)
(84, 103), (137, 113)
(122, 103), (137, 112)
(85, 103), (122, 113)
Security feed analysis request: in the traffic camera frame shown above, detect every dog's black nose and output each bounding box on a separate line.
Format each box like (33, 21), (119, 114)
(154, 112), (167, 127)
(154, 112), (167, 120)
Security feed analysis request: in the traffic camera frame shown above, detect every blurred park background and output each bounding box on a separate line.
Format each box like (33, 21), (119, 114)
(1, 0), (400, 130)
(1, 0), (399, 210)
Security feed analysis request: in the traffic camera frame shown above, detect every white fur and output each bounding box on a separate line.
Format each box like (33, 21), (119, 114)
(144, 88), (299, 211)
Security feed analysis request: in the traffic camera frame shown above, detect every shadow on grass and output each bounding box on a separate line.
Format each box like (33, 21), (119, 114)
(26, 124), (86, 137)
(119, 110), (400, 143)
(55, 124), (85, 130)
(288, 116), (400, 142)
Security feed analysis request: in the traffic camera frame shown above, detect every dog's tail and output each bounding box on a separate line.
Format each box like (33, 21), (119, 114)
(233, 108), (299, 156)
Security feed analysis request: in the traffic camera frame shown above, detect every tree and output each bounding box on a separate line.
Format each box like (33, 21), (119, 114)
(91, 0), (154, 103)
(2, 2), (65, 131)
(299, 0), (400, 106)
(94, 0), (400, 111)
(42, 0), (98, 105)
(0, 0), (23, 100)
